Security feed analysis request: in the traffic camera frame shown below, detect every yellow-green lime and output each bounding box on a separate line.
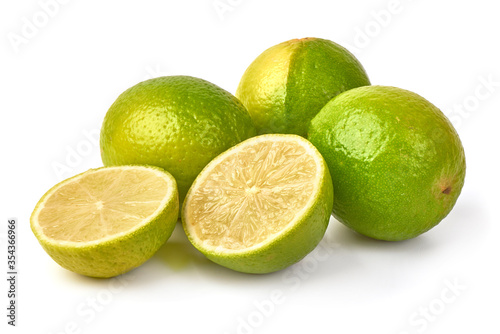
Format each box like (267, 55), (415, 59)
(100, 76), (256, 204)
(30, 165), (179, 278)
(182, 134), (333, 273)
(236, 37), (370, 136)
(308, 86), (466, 241)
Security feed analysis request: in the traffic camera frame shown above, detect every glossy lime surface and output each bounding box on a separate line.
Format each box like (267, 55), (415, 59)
(100, 76), (256, 203)
(308, 86), (466, 241)
(236, 37), (370, 136)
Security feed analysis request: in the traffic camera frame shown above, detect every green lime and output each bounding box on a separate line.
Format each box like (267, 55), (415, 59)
(30, 166), (179, 278)
(100, 76), (256, 204)
(182, 134), (333, 273)
(236, 37), (370, 136)
(308, 86), (466, 241)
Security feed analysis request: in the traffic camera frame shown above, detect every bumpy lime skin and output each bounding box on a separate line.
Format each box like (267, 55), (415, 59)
(236, 37), (371, 136)
(308, 86), (466, 241)
(100, 76), (257, 204)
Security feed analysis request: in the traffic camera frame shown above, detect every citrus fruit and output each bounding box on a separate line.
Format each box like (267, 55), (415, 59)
(308, 86), (466, 241)
(236, 37), (370, 136)
(182, 134), (333, 273)
(100, 76), (256, 204)
(30, 165), (179, 278)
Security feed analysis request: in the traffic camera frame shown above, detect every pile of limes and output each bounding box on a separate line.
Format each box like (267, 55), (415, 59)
(31, 37), (465, 277)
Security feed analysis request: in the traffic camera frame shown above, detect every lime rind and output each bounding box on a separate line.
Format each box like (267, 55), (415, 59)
(236, 37), (370, 136)
(100, 76), (257, 205)
(308, 85), (466, 241)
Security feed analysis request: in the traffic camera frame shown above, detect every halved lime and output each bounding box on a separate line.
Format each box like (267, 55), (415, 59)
(182, 134), (333, 274)
(30, 165), (179, 278)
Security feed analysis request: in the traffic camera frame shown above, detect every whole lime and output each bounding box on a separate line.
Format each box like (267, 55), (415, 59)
(236, 37), (370, 136)
(100, 76), (256, 203)
(308, 86), (466, 241)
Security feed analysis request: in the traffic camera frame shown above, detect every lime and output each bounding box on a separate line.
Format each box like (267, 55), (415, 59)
(308, 86), (466, 241)
(100, 76), (256, 204)
(182, 134), (333, 273)
(236, 37), (370, 136)
(30, 165), (179, 278)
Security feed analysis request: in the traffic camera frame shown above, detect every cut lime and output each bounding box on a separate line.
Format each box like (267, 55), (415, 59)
(30, 165), (179, 278)
(182, 134), (333, 273)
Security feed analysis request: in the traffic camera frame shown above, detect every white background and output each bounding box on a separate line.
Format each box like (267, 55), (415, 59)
(1, 1), (499, 333)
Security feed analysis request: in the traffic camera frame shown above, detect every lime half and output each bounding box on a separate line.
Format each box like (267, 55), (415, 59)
(182, 134), (333, 273)
(30, 165), (179, 278)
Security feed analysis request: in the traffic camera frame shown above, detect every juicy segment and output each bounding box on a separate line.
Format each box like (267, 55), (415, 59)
(185, 139), (318, 251)
(36, 168), (171, 242)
